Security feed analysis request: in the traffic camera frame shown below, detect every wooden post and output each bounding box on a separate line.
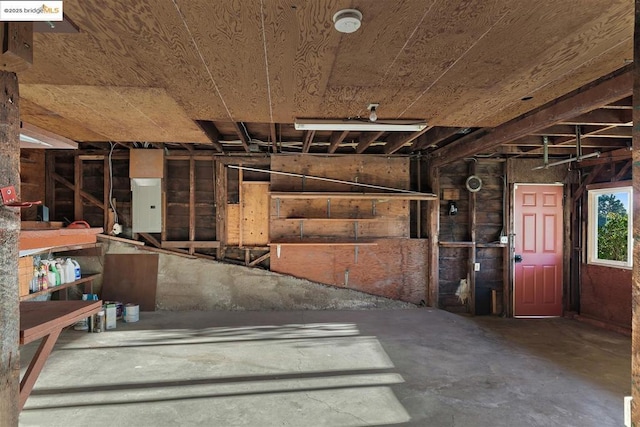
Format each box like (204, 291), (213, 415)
(74, 155), (83, 221)
(189, 157), (195, 255)
(503, 164), (512, 317)
(631, 0), (640, 423)
(468, 160), (477, 315)
(427, 163), (440, 307)
(0, 71), (21, 426)
(215, 161), (227, 259)
(45, 153), (55, 219)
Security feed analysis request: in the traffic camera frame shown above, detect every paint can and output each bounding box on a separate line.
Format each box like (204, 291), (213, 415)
(123, 304), (139, 323)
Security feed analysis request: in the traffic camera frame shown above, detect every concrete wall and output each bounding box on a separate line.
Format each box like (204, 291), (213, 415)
(580, 264), (631, 329)
(79, 239), (414, 311)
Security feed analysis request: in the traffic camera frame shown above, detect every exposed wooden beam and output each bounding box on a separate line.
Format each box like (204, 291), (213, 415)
(572, 163), (605, 203)
(559, 109), (632, 126)
(139, 233), (161, 248)
(574, 147), (632, 167)
(431, 68), (633, 166)
(189, 157), (195, 254)
(613, 159), (632, 181)
(355, 131), (384, 154)
(180, 143), (194, 152)
(0, 23), (33, 72)
(270, 123), (277, 153)
(195, 120), (224, 153)
(632, 1), (640, 419)
(412, 127), (461, 151)
(327, 130), (349, 154)
(231, 122), (250, 152)
(161, 241), (220, 249)
(301, 130), (315, 153)
(52, 172), (105, 210)
(384, 127), (432, 155)
(248, 251), (271, 267)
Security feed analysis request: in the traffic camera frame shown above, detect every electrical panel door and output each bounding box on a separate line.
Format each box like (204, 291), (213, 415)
(132, 178), (162, 233)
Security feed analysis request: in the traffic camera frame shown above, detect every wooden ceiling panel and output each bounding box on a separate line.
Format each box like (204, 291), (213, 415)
(21, 99), (109, 141)
(21, 85), (209, 143)
(411, 0), (632, 126)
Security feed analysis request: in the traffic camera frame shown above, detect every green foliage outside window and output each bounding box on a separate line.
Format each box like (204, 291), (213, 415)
(596, 193), (628, 262)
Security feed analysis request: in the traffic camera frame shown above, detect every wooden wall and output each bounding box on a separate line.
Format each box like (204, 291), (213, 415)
(268, 154), (427, 304)
(580, 264), (631, 329)
(438, 160), (506, 314)
(19, 149), (44, 221)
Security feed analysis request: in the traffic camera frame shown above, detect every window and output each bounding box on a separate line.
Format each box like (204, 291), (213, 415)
(587, 186), (633, 268)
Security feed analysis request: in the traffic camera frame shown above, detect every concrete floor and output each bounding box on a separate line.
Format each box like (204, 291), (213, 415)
(19, 308), (629, 427)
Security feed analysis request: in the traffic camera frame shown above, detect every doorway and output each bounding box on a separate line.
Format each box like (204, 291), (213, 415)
(513, 184), (564, 317)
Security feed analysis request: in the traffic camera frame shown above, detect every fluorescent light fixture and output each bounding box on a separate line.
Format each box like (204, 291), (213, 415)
(20, 122), (78, 149)
(294, 119), (428, 132)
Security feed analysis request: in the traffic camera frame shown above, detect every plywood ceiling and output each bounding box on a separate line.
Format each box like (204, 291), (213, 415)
(18, 0), (633, 143)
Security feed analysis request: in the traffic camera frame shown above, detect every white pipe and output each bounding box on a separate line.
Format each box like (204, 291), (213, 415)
(531, 151), (600, 170)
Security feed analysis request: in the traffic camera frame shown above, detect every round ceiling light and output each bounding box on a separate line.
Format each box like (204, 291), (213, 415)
(333, 9), (362, 34)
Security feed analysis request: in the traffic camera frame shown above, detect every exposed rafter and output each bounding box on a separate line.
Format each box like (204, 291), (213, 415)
(270, 123), (277, 153)
(356, 131), (384, 154)
(301, 130), (315, 153)
(231, 122), (251, 152)
(412, 127), (461, 151)
(430, 68), (633, 166)
(194, 120), (224, 153)
(384, 127), (432, 155)
(327, 131), (349, 154)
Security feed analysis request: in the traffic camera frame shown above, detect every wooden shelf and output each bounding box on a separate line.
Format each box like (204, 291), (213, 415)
(439, 241), (475, 248)
(19, 243), (102, 257)
(476, 243), (507, 248)
(273, 217), (379, 222)
(268, 239), (378, 246)
(270, 191), (437, 201)
(20, 274), (100, 301)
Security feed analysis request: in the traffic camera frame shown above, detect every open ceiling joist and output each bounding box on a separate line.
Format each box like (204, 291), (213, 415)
(429, 67), (633, 167)
(231, 122), (251, 152)
(327, 131), (349, 154)
(384, 127), (432, 155)
(194, 120), (223, 153)
(356, 131), (384, 154)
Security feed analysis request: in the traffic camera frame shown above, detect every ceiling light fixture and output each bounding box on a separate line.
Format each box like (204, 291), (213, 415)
(333, 9), (362, 33)
(367, 103), (379, 122)
(294, 119), (428, 132)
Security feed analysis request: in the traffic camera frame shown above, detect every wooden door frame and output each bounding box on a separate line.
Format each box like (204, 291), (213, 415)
(511, 182), (565, 317)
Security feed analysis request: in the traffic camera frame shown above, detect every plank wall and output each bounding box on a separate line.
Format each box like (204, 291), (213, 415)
(438, 160), (506, 313)
(19, 149), (45, 221)
(268, 155), (427, 303)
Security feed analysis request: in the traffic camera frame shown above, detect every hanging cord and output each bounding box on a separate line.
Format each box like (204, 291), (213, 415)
(108, 142), (119, 225)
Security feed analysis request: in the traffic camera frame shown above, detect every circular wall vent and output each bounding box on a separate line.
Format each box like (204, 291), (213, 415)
(465, 175), (483, 192)
(333, 9), (363, 34)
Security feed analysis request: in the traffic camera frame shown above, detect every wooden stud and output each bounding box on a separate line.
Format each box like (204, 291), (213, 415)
(503, 170), (512, 317)
(426, 163), (440, 307)
(0, 70), (20, 425)
(19, 328), (61, 411)
(215, 161), (227, 259)
(53, 172), (105, 210)
(189, 157), (196, 254)
(468, 160), (477, 315)
(45, 153), (56, 219)
(238, 167), (243, 247)
(139, 233), (161, 248)
(248, 251), (271, 267)
(412, 127), (461, 151)
(103, 157), (109, 233)
(614, 159), (632, 182)
(74, 156), (83, 221)
(270, 123), (277, 153)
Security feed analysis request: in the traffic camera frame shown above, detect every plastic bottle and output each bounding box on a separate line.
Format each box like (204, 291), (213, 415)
(49, 261), (60, 286)
(70, 259), (81, 280)
(56, 260), (65, 284)
(39, 264), (50, 290)
(64, 259), (77, 283)
(31, 267), (39, 293)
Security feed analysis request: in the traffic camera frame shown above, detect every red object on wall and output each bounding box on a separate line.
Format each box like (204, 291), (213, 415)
(0, 185), (42, 208)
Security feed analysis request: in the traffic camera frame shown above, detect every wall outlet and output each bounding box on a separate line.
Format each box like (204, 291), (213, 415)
(500, 236), (508, 244)
(474, 262), (480, 272)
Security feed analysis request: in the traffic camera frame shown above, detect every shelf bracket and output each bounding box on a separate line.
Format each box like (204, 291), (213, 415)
(354, 245), (359, 264)
(276, 198), (281, 219)
(327, 198), (331, 218)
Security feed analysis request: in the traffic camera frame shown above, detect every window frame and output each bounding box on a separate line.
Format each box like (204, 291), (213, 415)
(587, 184), (633, 269)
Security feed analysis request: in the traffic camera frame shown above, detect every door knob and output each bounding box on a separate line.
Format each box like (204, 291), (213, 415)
(514, 254), (523, 263)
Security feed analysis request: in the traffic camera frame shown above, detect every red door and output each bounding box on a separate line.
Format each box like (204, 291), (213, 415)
(514, 184), (563, 317)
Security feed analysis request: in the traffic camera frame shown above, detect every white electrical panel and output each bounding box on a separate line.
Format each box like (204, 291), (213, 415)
(131, 178), (162, 233)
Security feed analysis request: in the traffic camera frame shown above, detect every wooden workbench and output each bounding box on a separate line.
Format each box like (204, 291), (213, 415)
(19, 300), (102, 410)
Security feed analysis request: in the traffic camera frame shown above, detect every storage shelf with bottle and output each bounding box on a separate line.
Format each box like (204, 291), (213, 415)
(19, 254), (99, 302)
